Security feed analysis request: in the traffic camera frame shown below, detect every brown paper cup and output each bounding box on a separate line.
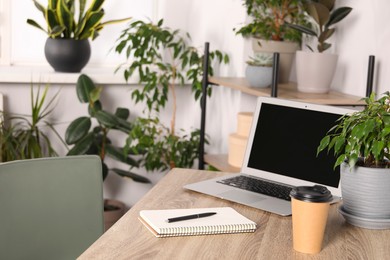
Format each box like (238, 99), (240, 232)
(291, 197), (330, 254)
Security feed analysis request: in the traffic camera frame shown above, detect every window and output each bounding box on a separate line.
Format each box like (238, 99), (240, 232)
(1, 0), (156, 67)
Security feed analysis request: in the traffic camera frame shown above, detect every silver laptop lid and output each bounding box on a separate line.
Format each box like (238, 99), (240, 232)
(241, 97), (356, 198)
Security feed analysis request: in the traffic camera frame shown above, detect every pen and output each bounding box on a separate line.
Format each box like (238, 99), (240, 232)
(167, 212), (217, 223)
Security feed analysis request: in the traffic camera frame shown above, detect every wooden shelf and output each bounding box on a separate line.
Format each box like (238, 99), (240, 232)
(205, 77), (365, 172)
(204, 154), (240, 173)
(208, 77), (365, 106)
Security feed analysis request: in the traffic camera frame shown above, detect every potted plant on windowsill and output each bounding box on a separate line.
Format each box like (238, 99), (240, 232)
(27, 0), (130, 73)
(235, 0), (309, 83)
(65, 74), (151, 231)
(287, 0), (352, 93)
(317, 92), (390, 229)
(245, 54), (273, 88)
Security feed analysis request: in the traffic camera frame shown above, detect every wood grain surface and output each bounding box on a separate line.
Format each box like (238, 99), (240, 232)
(79, 168), (390, 260)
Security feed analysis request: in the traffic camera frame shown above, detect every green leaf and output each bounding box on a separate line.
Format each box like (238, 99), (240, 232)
(287, 23), (317, 37)
(319, 0), (335, 11)
(111, 168), (151, 183)
(26, 19), (48, 34)
(95, 110), (119, 128)
(372, 140), (385, 159)
(307, 2), (330, 28)
(381, 126), (390, 137)
(317, 135), (330, 155)
(77, 74), (95, 103)
(57, 0), (74, 38)
(348, 153), (358, 168)
(65, 117), (91, 144)
(318, 28), (335, 43)
(102, 162), (109, 180)
(326, 7), (352, 27)
(67, 132), (95, 155)
(105, 144), (138, 167)
(334, 136), (345, 155)
(115, 107), (130, 120)
(335, 154), (346, 168)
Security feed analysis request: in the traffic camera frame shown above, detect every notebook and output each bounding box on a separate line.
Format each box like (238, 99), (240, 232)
(139, 207), (256, 237)
(184, 97), (356, 216)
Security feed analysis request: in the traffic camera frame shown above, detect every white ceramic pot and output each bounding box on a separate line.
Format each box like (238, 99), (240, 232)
(340, 162), (390, 220)
(245, 65), (272, 88)
(295, 51), (338, 93)
(252, 38), (300, 83)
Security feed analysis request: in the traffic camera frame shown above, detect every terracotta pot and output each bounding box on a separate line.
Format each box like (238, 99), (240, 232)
(103, 199), (125, 231)
(295, 51), (338, 94)
(252, 38), (300, 83)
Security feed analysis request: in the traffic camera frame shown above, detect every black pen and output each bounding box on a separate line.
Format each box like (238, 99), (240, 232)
(167, 212), (217, 223)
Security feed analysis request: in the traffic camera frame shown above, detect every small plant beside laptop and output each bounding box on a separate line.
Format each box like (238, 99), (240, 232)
(317, 92), (390, 228)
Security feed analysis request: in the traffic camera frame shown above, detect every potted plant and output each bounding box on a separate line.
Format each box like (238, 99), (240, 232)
(27, 0), (130, 72)
(64, 74), (150, 230)
(235, 0), (309, 83)
(0, 83), (64, 161)
(287, 0), (352, 93)
(245, 53), (273, 88)
(114, 19), (229, 171)
(317, 92), (390, 229)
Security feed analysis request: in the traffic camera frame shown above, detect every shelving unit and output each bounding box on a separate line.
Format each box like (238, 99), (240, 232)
(208, 77), (365, 106)
(204, 78), (365, 173)
(198, 43), (373, 172)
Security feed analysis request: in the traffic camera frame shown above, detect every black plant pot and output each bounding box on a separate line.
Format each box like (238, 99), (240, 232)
(44, 38), (91, 73)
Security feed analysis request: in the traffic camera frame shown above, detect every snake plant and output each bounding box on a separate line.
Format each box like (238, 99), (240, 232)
(27, 0), (131, 40)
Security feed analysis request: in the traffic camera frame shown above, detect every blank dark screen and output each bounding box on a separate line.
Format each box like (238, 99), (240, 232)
(248, 103), (341, 188)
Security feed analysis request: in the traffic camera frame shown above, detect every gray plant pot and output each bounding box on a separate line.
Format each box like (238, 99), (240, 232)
(245, 65), (272, 88)
(44, 38), (91, 73)
(341, 162), (390, 220)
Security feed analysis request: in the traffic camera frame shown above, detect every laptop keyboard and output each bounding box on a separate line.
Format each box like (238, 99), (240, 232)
(217, 175), (293, 201)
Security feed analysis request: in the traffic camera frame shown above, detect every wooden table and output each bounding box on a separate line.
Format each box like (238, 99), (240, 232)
(79, 169), (390, 260)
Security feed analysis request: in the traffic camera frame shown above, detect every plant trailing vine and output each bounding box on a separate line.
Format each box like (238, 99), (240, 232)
(114, 18), (229, 171)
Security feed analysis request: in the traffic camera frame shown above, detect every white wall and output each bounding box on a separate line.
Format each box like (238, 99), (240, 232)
(1, 0), (389, 208)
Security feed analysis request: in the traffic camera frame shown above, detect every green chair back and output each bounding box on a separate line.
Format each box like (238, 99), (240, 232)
(0, 155), (104, 260)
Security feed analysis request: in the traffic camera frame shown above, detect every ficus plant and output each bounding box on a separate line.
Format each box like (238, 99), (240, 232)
(27, 0), (131, 40)
(235, 0), (309, 42)
(287, 0), (352, 52)
(65, 74), (150, 183)
(0, 84), (64, 162)
(114, 18), (228, 171)
(317, 92), (390, 169)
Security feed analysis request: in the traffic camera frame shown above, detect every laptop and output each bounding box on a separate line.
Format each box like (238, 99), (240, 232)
(184, 97), (355, 216)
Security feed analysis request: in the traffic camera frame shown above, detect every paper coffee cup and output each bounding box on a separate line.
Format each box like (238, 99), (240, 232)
(290, 185), (333, 254)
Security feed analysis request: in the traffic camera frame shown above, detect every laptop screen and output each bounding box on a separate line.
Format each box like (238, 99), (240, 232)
(247, 102), (343, 188)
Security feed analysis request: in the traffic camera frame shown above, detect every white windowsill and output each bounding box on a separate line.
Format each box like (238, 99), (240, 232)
(0, 65), (138, 85)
